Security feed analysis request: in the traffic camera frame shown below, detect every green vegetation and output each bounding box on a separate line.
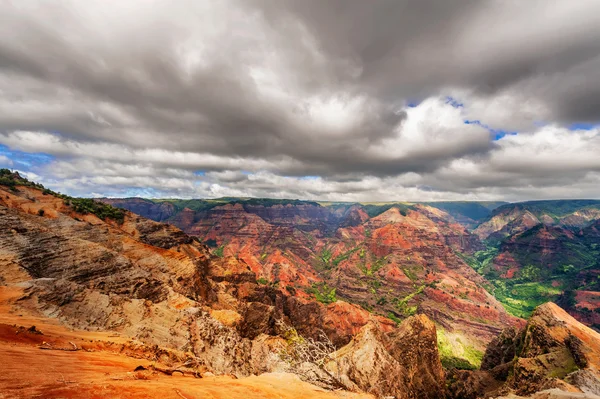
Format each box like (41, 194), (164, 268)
(204, 238), (218, 248)
(0, 169), (45, 192)
(257, 277), (269, 285)
(315, 246), (360, 271)
(307, 283), (337, 304)
(332, 247), (360, 267)
(213, 245), (225, 258)
(67, 198), (126, 223)
(402, 266), (423, 283)
(462, 219), (600, 318)
(315, 247), (333, 270)
(358, 255), (386, 277)
(396, 285), (424, 316)
(457, 245), (498, 274)
(492, 280), (562, 318)
(437, 328), (484, 370)
(387, 312), (402, 324)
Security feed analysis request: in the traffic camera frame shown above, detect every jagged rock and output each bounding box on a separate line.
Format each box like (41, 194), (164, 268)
(327, 315), (445, 399)
(482, 326), (521, 371)
(509, 303), (600, 396)
(476, 303), (600, 398)
(446, 369), (502, 399)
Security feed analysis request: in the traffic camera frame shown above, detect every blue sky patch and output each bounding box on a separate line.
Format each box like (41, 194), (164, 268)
(568, 122), (599, 131)
(0, 145), (54, 170)
(445, 96), (464, 108)
(464, 120), (516, 140)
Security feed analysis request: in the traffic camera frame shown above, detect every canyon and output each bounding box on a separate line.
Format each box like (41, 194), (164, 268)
(2, 170), (600, 398)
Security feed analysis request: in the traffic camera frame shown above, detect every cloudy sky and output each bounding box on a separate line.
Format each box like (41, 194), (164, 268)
(1, 0), (600, 202)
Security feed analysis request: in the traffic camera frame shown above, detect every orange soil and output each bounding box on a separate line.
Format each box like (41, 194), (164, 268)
(0, 287), (370, 399)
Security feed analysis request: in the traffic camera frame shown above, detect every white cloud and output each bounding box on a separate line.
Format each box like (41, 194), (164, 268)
(0, 155), (13, 167)
(1, 1), (600, 201)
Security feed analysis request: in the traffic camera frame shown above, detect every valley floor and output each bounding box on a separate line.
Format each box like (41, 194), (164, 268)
(0, 286), (370, 399)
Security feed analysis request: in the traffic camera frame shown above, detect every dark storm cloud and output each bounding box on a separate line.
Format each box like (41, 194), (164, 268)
(1, 1), (600, 200)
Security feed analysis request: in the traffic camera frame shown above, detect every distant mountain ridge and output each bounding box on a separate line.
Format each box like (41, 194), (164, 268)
(102, 197), (507, 229)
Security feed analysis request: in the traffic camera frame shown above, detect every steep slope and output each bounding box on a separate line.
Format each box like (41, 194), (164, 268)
(328, 315), (446, 398)
(316, 206), (518, 354)
(465, 199), (600, 326)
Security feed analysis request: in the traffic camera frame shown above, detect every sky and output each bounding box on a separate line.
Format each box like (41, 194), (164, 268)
(1, 1), (600, 202)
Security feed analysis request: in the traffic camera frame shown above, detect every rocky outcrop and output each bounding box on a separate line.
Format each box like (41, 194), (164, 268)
(459, 303), (600, 398)
(507, 303), (600, 396)
(328, 315), (446, 399)
(482, 327), (521, 371)
(496, 389), (600, 398)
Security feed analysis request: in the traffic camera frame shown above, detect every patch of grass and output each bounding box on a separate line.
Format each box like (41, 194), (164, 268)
(491, 280), (562, 318)
(314, 246), (360, 271)
(68, 198), (126, 223)
(331, 247), (360, 267)
(401, 265), (422, 282)
(437, 328), (484, 370)
(457, 245), (498, 274)
(359, 255), (386, 277)
(388, 312), (402, 324)
(257, 277), (269, 285)
(307, 283), (337, 304)
(396, 285), (424, 316)
(213, 245), (225, 258)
